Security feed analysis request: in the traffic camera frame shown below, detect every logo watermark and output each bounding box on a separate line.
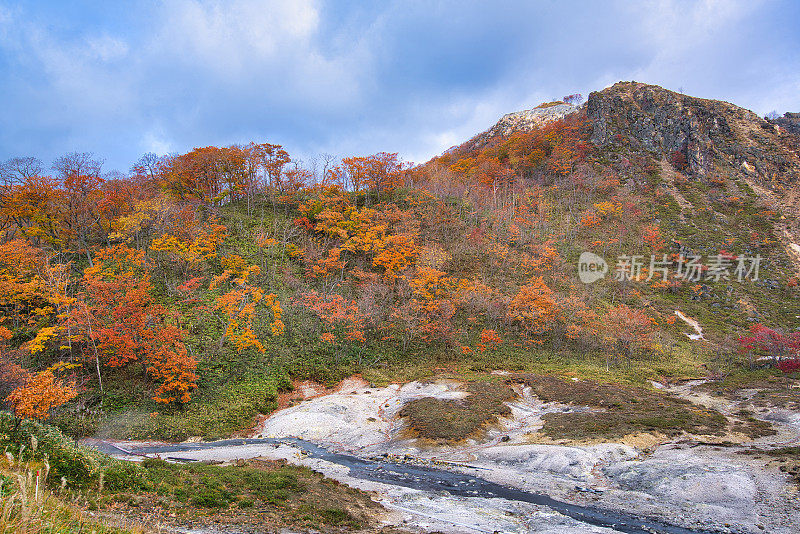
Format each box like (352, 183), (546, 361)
(578, 252), (608, 284)
(577, 252), (762, 284)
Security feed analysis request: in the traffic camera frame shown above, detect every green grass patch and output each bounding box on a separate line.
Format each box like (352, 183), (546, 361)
(515, 374), (727, 440)
(100, 373), (289, 441)
(119, 457), (374, 530)
(400, 380), (515, 442)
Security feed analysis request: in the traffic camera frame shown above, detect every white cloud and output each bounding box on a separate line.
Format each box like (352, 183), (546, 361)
(86, 34), (129, 62)
(156, 0), (320, 73)
(142, 127), (174, 156)
(147, 0), (367, 108)
(0, 0), (798, 171)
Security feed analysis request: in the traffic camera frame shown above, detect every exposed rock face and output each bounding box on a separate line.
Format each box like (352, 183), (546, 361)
(771, 112), (800, 136)
(489, 103), (577, 137)
(451, 102), (578, 154)
(586, 82), (800, 260)
(586, 81), (800, 179)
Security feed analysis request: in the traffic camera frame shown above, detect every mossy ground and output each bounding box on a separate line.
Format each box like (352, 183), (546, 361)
(400, 380), (515, 442)
(98, 458), (378, 532)
(394, 369), (789, 444)
(698, 369), (800, 409)
(514, 374), (728, 441)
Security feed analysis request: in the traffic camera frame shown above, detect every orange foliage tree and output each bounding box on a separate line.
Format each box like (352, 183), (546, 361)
(601, 304), (656, 368)
(507, 277), (560, 341)
(69, 245), (197, 404)
(211, 255), (284, 353)
(292, 290), (366, 344)
(5, 362), (78, 425)
(477, 328), (502, 352)
(392, 267), (472, 346)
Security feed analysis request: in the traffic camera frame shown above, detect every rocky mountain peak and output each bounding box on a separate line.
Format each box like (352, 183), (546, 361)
(587, 81), (799, 179)
(449, 102), (578, 154)
(770, 112), (800, 136)
(587, 80), (800, 270)
(489, 102), (577, 137)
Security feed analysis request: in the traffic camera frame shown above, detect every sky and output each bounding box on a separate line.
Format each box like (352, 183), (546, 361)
(1, 0), (799, 173)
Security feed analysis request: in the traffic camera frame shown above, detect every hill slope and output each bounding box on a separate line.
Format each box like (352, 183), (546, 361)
(0, 81), (797, 445)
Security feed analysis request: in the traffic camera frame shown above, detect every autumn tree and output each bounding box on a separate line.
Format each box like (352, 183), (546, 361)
(0, 240), (73, 350)
(738, 324), (800, 366)
(211, 255), (284, 353)
(392, 267), (472, 347)
(150, 215), (228, 275)
(55, 153), (106, 262)
(336, 153), (405, 205)
(68, 245), (197, 404)
(293, 290), (366, 345)
(4, 362), (78, 427)
(601, 304), (656, 369)
(0, 175), (62, 246)
(507, 277), (560, 341)
(251, 142), (291, 210)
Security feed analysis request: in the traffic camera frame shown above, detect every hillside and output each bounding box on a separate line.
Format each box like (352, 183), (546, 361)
(0, 80), (799, 532)
(0, 81), (797, 439)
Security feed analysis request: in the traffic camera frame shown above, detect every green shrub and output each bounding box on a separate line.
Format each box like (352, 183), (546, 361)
(100, 458), (150, 492)
(0, 412), (147, 490)
(119, 372), (289, 441)
(191, 488), (232, 508)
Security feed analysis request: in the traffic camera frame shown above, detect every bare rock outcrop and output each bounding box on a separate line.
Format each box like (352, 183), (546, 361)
(586, 81), (800, 259)
(450, 102), (578, 154)
(587, 81), (800, 179)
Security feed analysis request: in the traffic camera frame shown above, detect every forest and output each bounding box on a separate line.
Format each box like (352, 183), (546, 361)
(0, 105), (798, 441)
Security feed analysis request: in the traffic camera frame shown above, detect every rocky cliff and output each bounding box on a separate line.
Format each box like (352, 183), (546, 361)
(586, 81), (800, 265)
(587, 81), (799, 179)
(771, 112), (800, 137)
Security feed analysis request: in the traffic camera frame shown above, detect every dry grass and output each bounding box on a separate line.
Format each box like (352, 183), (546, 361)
(400, 381), (515, 442)
(0, 455), (138, 534)
(514, 374), (728, 441)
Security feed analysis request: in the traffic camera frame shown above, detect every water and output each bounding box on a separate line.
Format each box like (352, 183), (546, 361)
(92, 437), (718, 534)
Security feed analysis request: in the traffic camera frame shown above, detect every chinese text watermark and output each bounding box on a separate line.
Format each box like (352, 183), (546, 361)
(578, 253), (762, 284)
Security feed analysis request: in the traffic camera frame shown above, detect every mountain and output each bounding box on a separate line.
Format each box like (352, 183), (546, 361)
(2, 80), (800, 534)
(438, 81), (800, 273)
(586, 82), (800, 266)
(2, 80), (799, 440)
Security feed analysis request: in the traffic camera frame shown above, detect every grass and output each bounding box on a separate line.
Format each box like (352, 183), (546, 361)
(514, 374), (728, 441)
(400, 380), (515, 442)
(0, 458), (140, 534)
(698, 369), (800, 408)
(100, 457), (376, 531)
(363, 340), (714, 389)
(99, 374), (290, 441)
(0, 415), (379, 532)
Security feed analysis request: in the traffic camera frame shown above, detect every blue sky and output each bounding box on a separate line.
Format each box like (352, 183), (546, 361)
(1, 0), (799, 173)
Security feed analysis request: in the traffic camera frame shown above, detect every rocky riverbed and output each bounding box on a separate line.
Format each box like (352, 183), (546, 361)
(94, 377), (800, 533)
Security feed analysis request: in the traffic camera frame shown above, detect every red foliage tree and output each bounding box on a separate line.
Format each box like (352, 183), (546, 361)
(738, 324), (800, 370)
(70, 245), (197, 404)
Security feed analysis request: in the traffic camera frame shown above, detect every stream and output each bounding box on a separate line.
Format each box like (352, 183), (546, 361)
(90, 437), (719, 534)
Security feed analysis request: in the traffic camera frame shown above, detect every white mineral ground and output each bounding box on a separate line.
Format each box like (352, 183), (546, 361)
(100, 376), (800, 533)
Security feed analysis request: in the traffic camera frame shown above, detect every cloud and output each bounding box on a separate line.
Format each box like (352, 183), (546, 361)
(86, 34), (129, 62)
(155, 0), (320, 75)
(0, 0), (798, 171)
